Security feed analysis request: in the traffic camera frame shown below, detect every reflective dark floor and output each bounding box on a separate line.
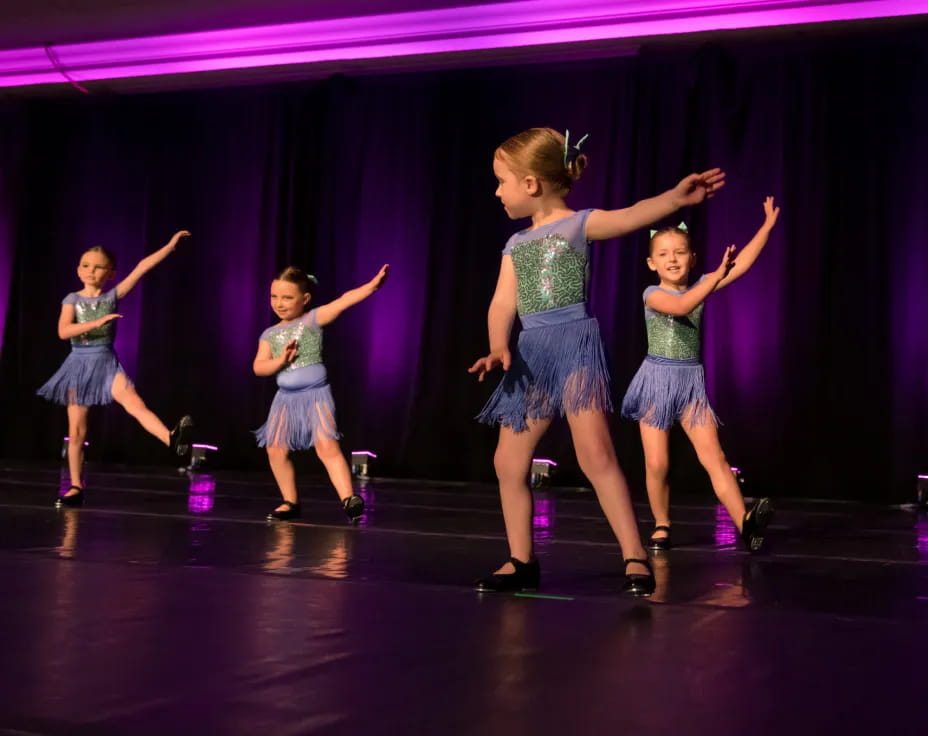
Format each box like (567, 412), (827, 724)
(2, 461), (928, 735)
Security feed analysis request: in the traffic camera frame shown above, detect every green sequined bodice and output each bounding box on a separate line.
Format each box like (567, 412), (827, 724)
(265, 317), (323, 369)
(70, 289), (118, 346)
(511, 233), (588, 316)
(645, 302), (704, 360)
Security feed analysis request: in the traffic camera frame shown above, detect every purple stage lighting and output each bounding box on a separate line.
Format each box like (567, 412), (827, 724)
(714, 504), (739, 547)
(533, 495), (555, 540)
(188, 473), (216, 514)
(0, 0), (922, 88)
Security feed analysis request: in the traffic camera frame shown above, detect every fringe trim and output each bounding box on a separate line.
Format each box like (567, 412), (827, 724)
(477, 317), (613, 432)
(255, 384), (341, 451)
(36, 348), (127, 407)
(620, 356), (719, 430)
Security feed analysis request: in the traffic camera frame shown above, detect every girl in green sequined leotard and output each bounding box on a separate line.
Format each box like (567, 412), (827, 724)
(253, 264), (389, 523)
(36, 231), (195, 508)
(623, 197), (780, 553)
(468, 126), (727, 596)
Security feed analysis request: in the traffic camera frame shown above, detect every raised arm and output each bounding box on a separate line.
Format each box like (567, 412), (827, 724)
(57, 303), (122, 340)
(314, 264), (389, 327)
(585, 169), (726, 241)
(645, 247), (736, 316)
(713, 196), (779, 293)
(468, 255), (517, 381)
(115, 230), (190, 300)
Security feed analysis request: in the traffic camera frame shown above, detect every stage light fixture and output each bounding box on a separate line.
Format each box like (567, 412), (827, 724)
(185, 443), (218, 472)
(530, 457), (557, 488)
(60, 436), (89, 460)
(351, 450), (377, 478)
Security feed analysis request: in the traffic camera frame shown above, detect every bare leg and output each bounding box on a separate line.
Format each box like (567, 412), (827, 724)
(492, 417), (552, 573)
(314, 434), (354, 502)
(110, 374), (170, 445)
(639, 422), (671, 541)
(565, 409), (648, 575)
(65, 405), (89, 493)
(681, 416), (746, 531)
(267, 446), (298, 508)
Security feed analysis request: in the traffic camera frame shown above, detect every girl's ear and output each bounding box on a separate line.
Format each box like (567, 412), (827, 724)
(302, 292), (311, 306)
(523, 175), (540, 196)
(646, 257), (658, 272)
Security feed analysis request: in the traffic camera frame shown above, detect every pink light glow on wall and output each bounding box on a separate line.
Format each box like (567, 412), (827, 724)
(0, 0), (923, 88)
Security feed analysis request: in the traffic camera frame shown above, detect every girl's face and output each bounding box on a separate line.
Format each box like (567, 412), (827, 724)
(270, 279), (310, 321)
(493, 154), (537, 220)
(77, 251), (114, 290)
(647, 232), (696, 286)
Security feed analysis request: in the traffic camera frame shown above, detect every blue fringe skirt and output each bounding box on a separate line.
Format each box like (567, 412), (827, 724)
(36, 345), (128, 407)
(255, 364), (341, 451)
(621, 355), (719, 430)
(477, 303), (613, 432)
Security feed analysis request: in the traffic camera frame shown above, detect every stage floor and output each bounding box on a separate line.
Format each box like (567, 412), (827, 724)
(1, 462), (927, 735)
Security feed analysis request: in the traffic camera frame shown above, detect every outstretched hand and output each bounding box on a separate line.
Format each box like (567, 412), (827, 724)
(467, 349), (511, 382)
(762, 196), (780, 228)
(713, 245), (737, 281)
(369, 264), (390, 291)
(99, 313), (123, 326)
(673, 168), (726, 207)
(167, 230), (191, 250)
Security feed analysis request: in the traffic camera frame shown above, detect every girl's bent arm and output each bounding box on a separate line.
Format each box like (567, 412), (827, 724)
(57, 304), (122, 340)
(645, 275), (723, 317)
(315, 264), (389, 327)
(645, 246), (736, 316)
(115, 230), (190, 300)
(253, 339), (290, 376)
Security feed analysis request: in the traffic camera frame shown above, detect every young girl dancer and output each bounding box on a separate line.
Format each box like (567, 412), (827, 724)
(254, 265), (389, 522)
(621, 197), (780, 552)
(469, 127), (725, 596)
(37, 231), (195, 507)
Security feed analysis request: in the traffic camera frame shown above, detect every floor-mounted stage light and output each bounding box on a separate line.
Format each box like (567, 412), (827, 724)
(530, 458), (557, 488)
(60, 436), (89, 461)
(185, 443), (218, 472)
(351, 451), (377, 479)
(731, 466), (745, 487)
(918, 474), (928, 507)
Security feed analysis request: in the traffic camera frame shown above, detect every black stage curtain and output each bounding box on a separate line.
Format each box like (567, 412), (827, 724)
(1, 27), (926, 502)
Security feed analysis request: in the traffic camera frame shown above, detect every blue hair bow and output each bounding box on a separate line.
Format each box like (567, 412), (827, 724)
(563, 129), (589, 168)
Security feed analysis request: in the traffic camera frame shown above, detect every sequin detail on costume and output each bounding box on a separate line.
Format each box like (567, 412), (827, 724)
(265, 317), (323, 370)
(511, 234), (587, 316)
(68, 289), (118, 346)
(645, 302), (704, 360)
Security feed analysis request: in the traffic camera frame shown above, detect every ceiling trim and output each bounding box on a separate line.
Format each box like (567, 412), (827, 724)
(0, 0), (923, 88)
